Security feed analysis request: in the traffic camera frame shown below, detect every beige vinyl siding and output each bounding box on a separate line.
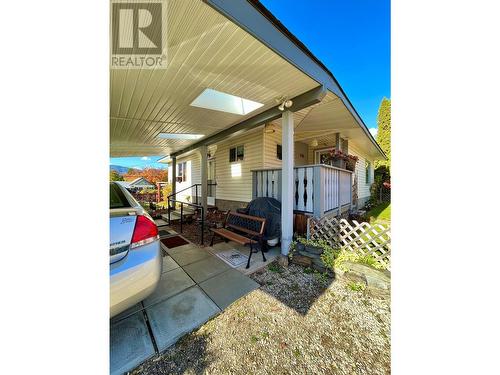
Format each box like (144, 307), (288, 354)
(215, 130), (263, 202)
(294, 141), (308, 166)
(263, 128), (309, 167)
(175, 129), (264, 203)
(349, 143), (374, 200)
(263, 129), (282, 169)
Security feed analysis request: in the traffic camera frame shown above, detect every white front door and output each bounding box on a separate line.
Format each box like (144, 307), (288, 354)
(207, 159), (216, 206)
(314, 148), (334, 166)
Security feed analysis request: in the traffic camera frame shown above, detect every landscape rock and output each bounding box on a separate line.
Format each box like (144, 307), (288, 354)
(298, 250), (321, 259)
(291, 254), (312, 267)
(344, 271), (367, 286)
(277, 255), (289, 267)
(304, 244), (324, 255)
(343, 261), (390, 291)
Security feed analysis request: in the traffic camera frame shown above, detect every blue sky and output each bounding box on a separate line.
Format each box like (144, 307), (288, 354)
(109, 156), (166, 170)
(260, 0), (391, 130)
(111, 0), (390, 169)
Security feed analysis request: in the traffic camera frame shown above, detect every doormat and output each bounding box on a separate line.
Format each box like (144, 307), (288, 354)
(161, 236), (189, 249)
(215, 249), (249, 268)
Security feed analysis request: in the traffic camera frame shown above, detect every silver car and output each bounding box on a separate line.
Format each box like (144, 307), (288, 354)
(110, 182), (162, 318)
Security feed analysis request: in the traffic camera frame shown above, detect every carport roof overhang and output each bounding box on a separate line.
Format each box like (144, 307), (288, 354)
(110, 0), (385, 160)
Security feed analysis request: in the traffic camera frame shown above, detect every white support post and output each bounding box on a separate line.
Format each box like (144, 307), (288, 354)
(200, 145), (208, 219)
(171, 156), (177, 197)
(281, 110), (294, 258)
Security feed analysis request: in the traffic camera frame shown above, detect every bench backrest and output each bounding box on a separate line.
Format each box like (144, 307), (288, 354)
(225, 211), (266, 237)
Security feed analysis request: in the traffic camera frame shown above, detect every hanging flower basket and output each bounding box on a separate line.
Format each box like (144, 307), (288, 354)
(345, 155), (359, 171)
(322, 149), (358, 171)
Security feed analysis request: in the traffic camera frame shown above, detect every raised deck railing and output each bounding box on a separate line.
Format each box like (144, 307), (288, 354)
(252, 164), (352, 218)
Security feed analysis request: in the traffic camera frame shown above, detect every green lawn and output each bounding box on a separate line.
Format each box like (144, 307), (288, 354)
(367, 202), (391, 225)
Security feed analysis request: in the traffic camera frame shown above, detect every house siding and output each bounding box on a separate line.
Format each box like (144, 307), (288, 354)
(348, 143), (374, 207)
(215, 129), (263, 202)
(263, 128), (309, 168)
(263, 129), (282, 169)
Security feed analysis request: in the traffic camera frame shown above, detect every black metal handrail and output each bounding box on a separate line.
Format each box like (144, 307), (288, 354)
(166, 183), (217, 204)
(167, 197), (205, 245)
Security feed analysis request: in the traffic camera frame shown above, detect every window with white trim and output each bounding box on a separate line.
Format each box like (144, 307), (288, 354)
(365, 161), (371, 184)
(229, 145), (244, 162)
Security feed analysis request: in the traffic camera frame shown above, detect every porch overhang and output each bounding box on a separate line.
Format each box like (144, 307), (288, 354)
(204, 0), (386, 159)
(110, 0), (385, 160)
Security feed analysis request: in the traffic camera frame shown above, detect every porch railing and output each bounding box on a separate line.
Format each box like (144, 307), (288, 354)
(251, 164), (352, 218)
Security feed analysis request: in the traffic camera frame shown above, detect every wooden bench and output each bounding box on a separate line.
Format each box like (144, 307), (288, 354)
(209, 211), (267, 269)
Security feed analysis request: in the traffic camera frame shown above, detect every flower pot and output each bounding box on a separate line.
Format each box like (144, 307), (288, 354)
(267, 237), (279, 247)
(334, 159), (346, 169)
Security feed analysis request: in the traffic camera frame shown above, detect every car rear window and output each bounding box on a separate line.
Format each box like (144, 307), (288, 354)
(110, 184), (131, 209)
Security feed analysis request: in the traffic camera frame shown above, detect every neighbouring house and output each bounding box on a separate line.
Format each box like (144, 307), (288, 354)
(116, 177), (155, 191)
(110, 0), (386, 258)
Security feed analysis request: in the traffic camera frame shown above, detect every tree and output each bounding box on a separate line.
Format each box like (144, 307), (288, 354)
(124, 167), (167, 184)
(110, 170), (124, 181)
(375, 97), (391, 170)
(141, 167), (168, 184)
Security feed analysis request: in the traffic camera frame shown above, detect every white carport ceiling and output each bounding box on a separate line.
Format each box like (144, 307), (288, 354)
(110, 0), (319, 157)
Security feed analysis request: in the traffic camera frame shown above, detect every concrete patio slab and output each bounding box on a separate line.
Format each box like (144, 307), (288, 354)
(111, 302), (144, 324)
(209, 241), (281, 275)
(199, 268), (260, 309)
(143, 267), (195, 308)
(110, 312), (155, 375)
(182, 256), (231, 284)
(169, 247), (211, 266)
(162, 255), (179, 273)
(146, 286), (221, 351)
(164, 243), (199, 255)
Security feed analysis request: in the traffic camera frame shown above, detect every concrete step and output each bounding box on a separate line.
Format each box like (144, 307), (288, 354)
(161, 209), (196, 223)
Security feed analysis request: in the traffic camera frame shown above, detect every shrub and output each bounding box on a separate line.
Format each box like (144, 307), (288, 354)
(347, 282), (366, 292)
(321, 246), (386, 272)
(268, 263), (283, 273)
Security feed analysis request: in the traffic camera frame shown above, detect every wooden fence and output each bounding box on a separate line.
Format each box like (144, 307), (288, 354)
(308, 216), (391, 269)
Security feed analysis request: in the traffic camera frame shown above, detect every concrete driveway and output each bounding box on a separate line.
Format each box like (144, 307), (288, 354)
(110, 235), (261, 375)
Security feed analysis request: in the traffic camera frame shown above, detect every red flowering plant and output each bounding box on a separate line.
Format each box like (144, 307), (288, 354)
(345, 154), (359, 171)
(322, 149), (358, 171)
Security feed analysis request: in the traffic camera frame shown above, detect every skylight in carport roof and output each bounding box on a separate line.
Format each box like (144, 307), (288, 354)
(190, 88), (264, 115)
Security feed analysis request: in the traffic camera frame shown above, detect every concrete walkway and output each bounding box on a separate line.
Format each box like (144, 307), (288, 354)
(110, 233), (262, 375)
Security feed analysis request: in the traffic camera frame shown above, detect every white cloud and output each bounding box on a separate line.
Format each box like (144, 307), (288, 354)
(369, 127), (378, 138)
(141, 156), (151, 161)
(132, 166), (143, 170)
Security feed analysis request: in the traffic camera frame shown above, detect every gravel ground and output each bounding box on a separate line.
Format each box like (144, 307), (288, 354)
(133, 263), (390, 375)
